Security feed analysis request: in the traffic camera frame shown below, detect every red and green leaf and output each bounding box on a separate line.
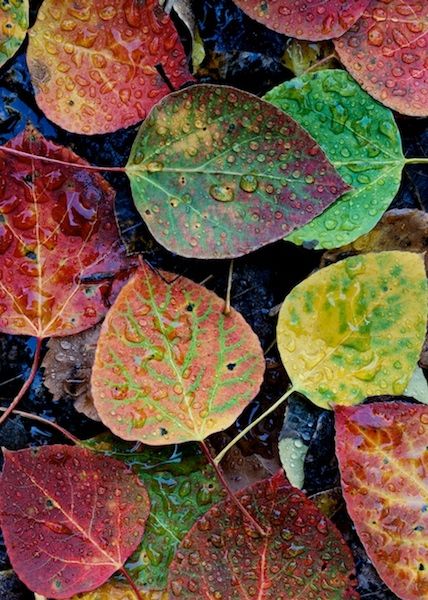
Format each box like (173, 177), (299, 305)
(0, 126), (133, 338)
(0, 445), (150, 599)
(91, 262), (265, 444)
(334, 0), (428, 117)
(168, 471), (359, 599)
(27, 0), (193, 134)
(335, 402), (428, 600)
(0, 0), (28, 68)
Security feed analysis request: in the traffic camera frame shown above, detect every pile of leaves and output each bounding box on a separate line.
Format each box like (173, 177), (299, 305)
(0, 0), (427, 599)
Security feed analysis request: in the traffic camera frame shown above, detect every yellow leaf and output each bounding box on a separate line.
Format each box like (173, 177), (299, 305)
(37, 581), (167, 600)
(277, 251), (427, 409)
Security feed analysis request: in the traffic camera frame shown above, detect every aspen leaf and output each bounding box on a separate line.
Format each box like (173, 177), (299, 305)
(0, 0), (28, 69)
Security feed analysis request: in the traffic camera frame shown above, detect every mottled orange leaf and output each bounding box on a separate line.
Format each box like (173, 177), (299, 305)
(27, 0), (193, 134)
(91, 262), (265, 444)
(336, 402), (428, 600)
(334, 0), (428, 117)
(0, 126), (132, 338)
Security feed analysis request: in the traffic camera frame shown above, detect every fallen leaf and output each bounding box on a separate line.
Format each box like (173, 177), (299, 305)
(168, 471), (359, 598)
(232, 0), (370, 40)
(335, 402), (428, 600)
(220, 445), (280, 492)
(0, 0), (28, 69)
(0, 126), (133, 338)
(91, 262), (265, 444)
(27, 0), (193, 134)
(69, 580), (167, 599)
(334, 0), (428, 116)
(404, 366), (428, 405)
(265, 69), (404, 249)
(161, 0), (206, 72)
(277, 251), (427, 408)
(281, 38), (335, 76)
(0, 445), (150, 599)
(126, 83), (350, 259)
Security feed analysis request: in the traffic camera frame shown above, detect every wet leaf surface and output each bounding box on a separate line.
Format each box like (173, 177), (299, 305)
(335, 402), (428, 600)
(277, 251), (427, 408)
(0, 444), (150, 598)
(0, 0), (28, 69)
(167, 471), (359, 599)
(26, 0), (193, 134)
(126, 83), (349, 258)
(91, 262), (265, 444)
(231, 0), (370, 40)
(334, 0), (428, 117)
(281, 38), (336, 76)
(69, 582), (167, 599)
(85, 435), (224, 591)
(265, 69), (404, 249)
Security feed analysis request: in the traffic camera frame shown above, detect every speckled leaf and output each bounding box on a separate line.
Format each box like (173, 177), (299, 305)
(84, 435), (224, 591)
(0, 126), (133, 338)
(168, 471), (359, 599)
(277, 251), (427, 409)
(26, 0), (192, 134)
(0, 0), (28, 68)
(0, 445), (150, 599)
(264, 69), (404, 249)
(232, 0), (370, 40)
(334, 0), (428, 117)
(126, 84), (350, 259)
(91, 262), (265, 444)
(69, 582), (167, 599)
(336, 402), (428, 600)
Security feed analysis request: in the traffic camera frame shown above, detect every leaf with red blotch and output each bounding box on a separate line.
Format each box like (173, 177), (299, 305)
(0, 126), (134, 338)
(0, 444), (150, 599)
(232, 0), (370, 40)
(334, 0), (428, 117)
(26, 0), (193, 135)
(335, 402), (428, 600)
(91, 262), (265, 445)
(168, 471), (359, 599)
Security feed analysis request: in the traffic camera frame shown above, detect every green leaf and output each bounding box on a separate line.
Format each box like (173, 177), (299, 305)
(0, 0), (28, 69)
(126, 83), (349, 258)
(277, 251), (427, 409)
(84, 435), (224, 592)
(264, 70), (404, 249)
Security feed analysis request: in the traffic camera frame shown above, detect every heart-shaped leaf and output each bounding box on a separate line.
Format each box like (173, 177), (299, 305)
(334, 0), (428, 117)
(232, 0), (370, 40)
(85, 435), (224, 591)
(0, 0), (28, 69)
(336, 402), (428, 600)
(265, 69), (404, 249)
(91, 262), (265, 444)
(277, 251), (427, 409)
(126, 84), (350, 259)
(26, 0), (193, 134)
(167, 471), (359, 598)
(0, 126), (132, 338)
(0, 445), (150, 599)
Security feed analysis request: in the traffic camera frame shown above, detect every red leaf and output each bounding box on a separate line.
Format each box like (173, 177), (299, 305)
(0, 126), (133, 338)
(334, 0), (428, 117)
(335, 402), (428, 599)
(232, 0), (370, 40)
(168, 472), (359, 599)
(0, 444), (150, 598)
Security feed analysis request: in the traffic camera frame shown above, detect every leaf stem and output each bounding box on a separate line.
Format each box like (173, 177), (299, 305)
(200, 440), (267, 537)
(0, 407), (80, 444)
(0, 337), (43, 426)
(301, 52), (337, 76)
(119, 566), (145, 600)
(214, 385), (296, 465)
(223, 259), (234, 315)
(0, 146), (126, 173)
(405, 157), (428, 165)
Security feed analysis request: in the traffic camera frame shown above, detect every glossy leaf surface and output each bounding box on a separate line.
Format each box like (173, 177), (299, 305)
(168, 471), (359, 599)
(126, 84), (349, 259)
(265, 70), (404, 249)
(0, 445), (150, 599)
(336, 402), (428, 600)
(0, 0), (28, 68)
(334, 0), (428, 117)
(27, 0), (192, 134)
(232, 0), (369, 40)
(277, 251), (427, 409)
(0, 127), (132, 338)
(70, 582), (167, 599)
(85, 435), (224, 591)
(91, 263), (265, 444)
